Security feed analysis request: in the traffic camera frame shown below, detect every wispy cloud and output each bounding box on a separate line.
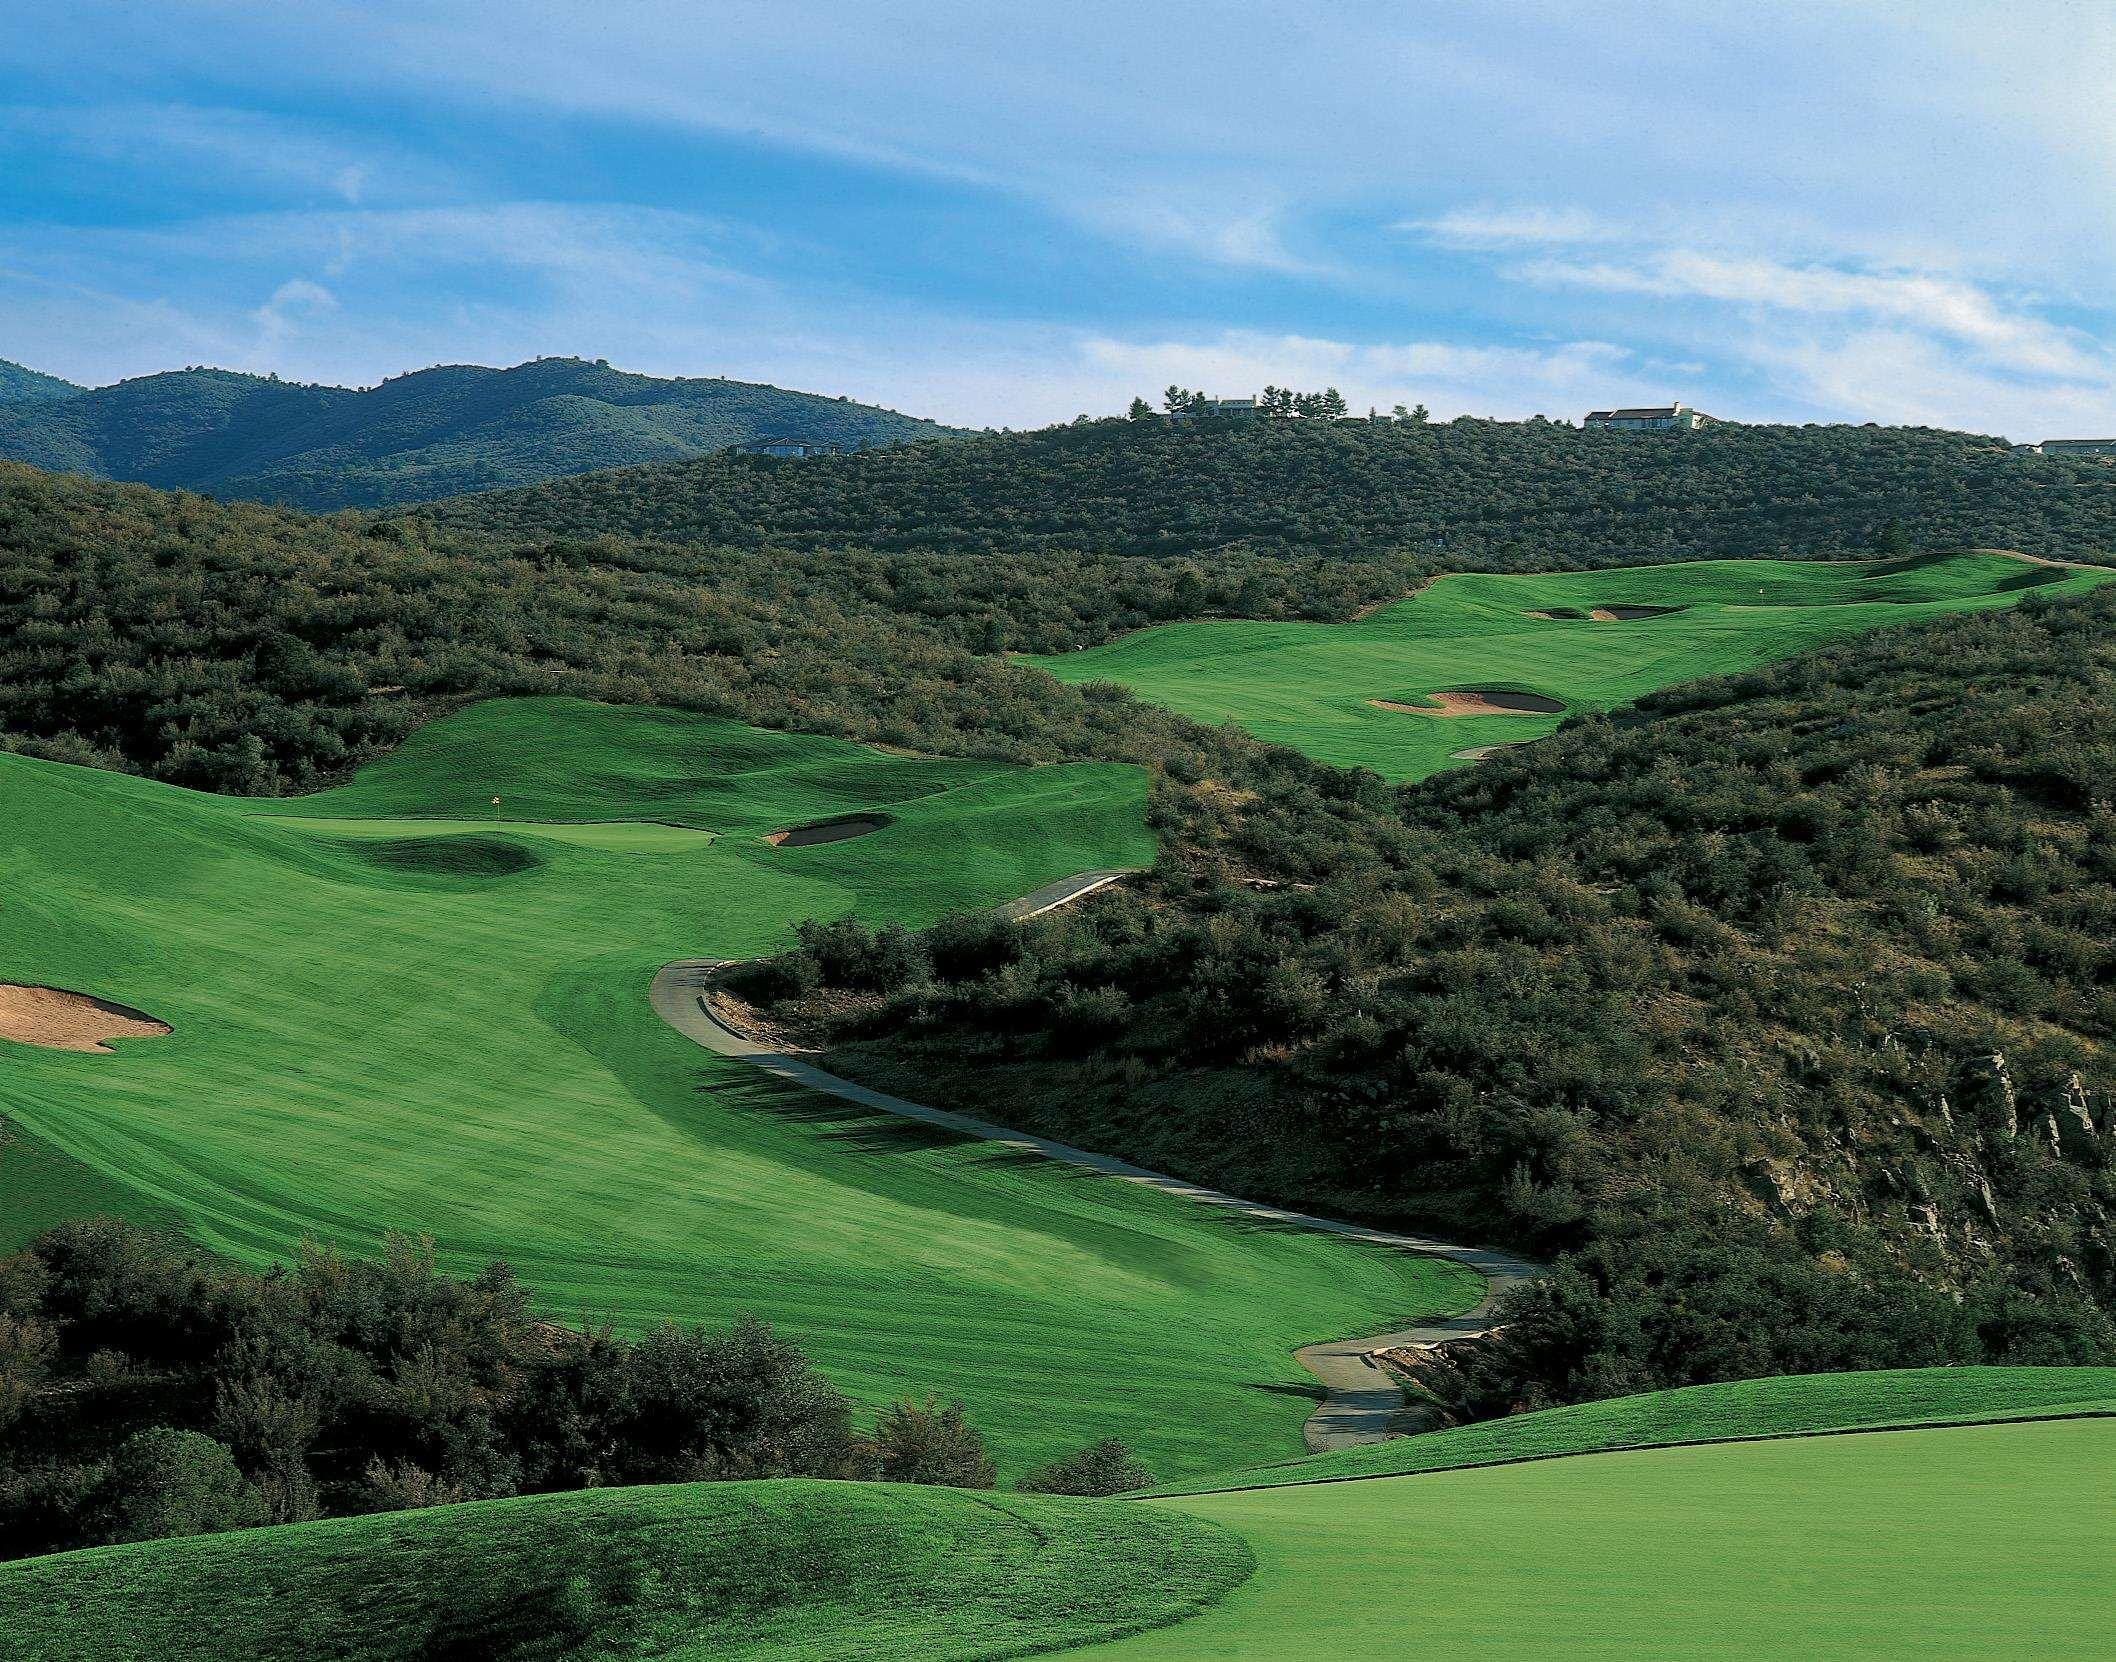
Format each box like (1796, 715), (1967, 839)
(252, 277), (337, 346)
(1521, 251), (2100, 380)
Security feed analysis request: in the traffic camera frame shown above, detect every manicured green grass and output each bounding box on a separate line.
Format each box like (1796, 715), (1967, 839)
(1156, 1366), (2116, 1494)
(0, 697), (1477, 1480)
(1082, 1417), (2116, 1659)
(1029, 552), (2116, 780)
(0, 1478), (1252, 1661)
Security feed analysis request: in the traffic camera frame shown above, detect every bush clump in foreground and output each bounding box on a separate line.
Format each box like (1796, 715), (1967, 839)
(0, 1218), (998, 1561)
(1019, 1437), (1156, 1496)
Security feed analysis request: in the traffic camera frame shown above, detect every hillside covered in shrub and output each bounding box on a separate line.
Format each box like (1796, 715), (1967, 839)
(422, 413), (2116, 569)
(747, 587), (2116, 1410)
(9, 455), (2116, 1424)
(0, 356), (960, 510)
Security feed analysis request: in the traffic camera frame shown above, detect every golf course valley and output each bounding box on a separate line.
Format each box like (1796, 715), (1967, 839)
(1029, 552), (2116, 779)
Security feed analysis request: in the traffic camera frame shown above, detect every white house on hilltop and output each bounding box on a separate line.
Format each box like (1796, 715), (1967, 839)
(1169, 396), (1261, 421)
(1583, 402), (1714, 432)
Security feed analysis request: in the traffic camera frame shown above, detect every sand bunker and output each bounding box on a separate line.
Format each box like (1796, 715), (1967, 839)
(0, 984), (171, 1054)
(1530, 605), (1682, 622)
(765, 813), (893, 848)
(1450, 743), (1531, 761)
(1370, 690), (1567, 719)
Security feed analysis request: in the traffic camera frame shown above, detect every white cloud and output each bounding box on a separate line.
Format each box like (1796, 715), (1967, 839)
(251, 278), (337, 347)
(1522, 250), (2101, 380)
(1409, 206), (1612, 250)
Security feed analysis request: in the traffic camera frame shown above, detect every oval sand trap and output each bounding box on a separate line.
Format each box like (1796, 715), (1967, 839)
(1370, 690), (1567, 719)
(0, 984), (171, 1054)
(765, 813), (893, 848)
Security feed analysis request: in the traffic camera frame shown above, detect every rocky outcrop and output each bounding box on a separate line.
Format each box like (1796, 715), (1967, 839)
(1957, 1052), (2018, 1138)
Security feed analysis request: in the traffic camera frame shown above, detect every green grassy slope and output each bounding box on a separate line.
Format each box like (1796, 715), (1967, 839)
(0, 1479), (1252, 1661)
(1027, 552), (2116, 780)
(0, 697), (1476, 1480)
(1157, 1366), (2116, 1494)
(1083, 1417), (2116, 1660)
(0, 358), (960, 510)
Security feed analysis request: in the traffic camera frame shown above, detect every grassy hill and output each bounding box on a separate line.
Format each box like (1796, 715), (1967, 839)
(421, 413), (2116, 568)
(0, 697), (1474, 1483)
(0, 1479), (1252, 1660)
(1029, 551), (2116, 780)
(0, 357), (961, 510)
(0, 358), (82, 404)
(7, 1371), (2109, 1659)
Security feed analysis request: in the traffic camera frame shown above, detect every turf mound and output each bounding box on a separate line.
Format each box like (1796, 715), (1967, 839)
(1370, 690), (1567, 718)
(766, 813), (894, 848)
(0, 984), (169, 1054)
(357, 834), (545, 879)
(1157, 1365), (2116, 1495)
(0, 1479), (1252, 1662)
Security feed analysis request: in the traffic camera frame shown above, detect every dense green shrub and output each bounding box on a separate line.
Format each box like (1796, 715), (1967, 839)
(0, 1221), (981, 1561)
(1017, 1437), (1155, 1496)
(860, 1397), (995, 1489)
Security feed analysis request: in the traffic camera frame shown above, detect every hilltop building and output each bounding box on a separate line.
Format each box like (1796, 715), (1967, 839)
(1583, 402), (1714, 432)
(740, 438), (842, 458)
(1169, 396), (1261, 422)
(2036, 438), (2116, 457)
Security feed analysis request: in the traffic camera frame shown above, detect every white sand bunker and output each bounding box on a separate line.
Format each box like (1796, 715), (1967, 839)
(0, 983), (171, 1054)
(1370, 690), (1567, 719)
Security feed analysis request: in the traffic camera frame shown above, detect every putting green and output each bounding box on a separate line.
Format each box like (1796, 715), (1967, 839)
(0, 697), (1476, 1481)
(1082, 1417), (2116, 1659)
(1028, 552), (2116, 780)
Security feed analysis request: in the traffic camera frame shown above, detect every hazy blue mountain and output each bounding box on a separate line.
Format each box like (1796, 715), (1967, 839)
(0, 358), (85, 403)
(0, 356), (962, 510)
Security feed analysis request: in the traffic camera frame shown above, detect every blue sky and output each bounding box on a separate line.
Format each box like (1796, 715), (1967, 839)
(2, 2), (2112, 437)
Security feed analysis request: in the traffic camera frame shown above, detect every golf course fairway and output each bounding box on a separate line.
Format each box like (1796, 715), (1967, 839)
(0, 696), (1478, 1481)
(1029, 551), (2116, 780)
(1082, 1415), (2116, 1660)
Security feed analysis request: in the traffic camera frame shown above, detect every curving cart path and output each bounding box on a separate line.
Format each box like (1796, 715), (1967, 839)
(649, 874), (1540, 1452)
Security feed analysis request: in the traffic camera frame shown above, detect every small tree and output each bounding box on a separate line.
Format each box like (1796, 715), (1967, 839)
(1017, 1437), (1155, 1496)
(863, 1396), (994, 1487)
(1872, 517), (1913, 557)
(1127, 396), (1154, 420)
(95, 1428), (266, 1544)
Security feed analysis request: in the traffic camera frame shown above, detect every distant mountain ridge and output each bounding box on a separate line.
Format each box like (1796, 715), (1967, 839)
(0, 358), (83, 403)
(0, 355), (963, 510)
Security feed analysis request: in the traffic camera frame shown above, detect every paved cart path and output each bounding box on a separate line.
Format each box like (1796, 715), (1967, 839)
(650, 875), (1539, 1451)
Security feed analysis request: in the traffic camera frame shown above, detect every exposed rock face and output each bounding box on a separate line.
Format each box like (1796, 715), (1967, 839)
(1957, 1052), (2018, 1138)
(2050, 1073), (2102, 1157)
